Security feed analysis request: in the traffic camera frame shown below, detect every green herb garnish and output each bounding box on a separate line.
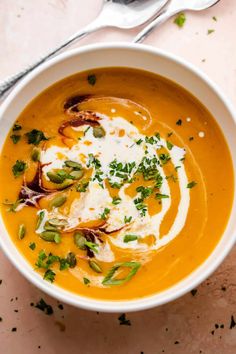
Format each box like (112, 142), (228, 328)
(187, 181), (197, 188)
(76, 180), (89, 193)
(25, 129), (48, 145)
(12, 124), (22, 131)
(124, 215), (132, 224)
(100, 207), (110, 220)
(174, 13), (186, 28)
(166, 141), (173, 150)
(12, 160), (27, 177)
(87, 74), (96, 86)
(155, 193), (169, 199)
(43, 269), (56, 283)
(83, 277), (90, 285)
(112, 196), (122, 205)
(29, 242), (36, 250)
(102, 261), (141, 286)
(10, 135), (21, 144)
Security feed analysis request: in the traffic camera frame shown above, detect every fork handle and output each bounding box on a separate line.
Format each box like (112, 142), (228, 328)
(133, 8), (181, 43)
(0, 20), (103, 99)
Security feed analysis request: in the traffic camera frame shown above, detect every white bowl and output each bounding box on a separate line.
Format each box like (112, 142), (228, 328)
(0, 43), (236, 312)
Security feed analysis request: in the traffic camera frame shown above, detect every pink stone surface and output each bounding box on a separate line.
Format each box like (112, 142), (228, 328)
(1, 1), (236, 353)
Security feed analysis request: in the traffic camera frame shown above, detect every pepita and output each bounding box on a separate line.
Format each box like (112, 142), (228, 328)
(89, 260), (102, 273)
(18, 224), (26, 240)
(74, 231), (86, 250)
(64, 160), (82, 170)
(40, 230), (61, 242)
(49, 195), (67, 209)
(93, 126), (106, 138)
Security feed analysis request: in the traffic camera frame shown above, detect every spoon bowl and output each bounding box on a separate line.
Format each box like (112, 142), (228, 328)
(97, 0), (169, 29)
(134, 0), (221, 43)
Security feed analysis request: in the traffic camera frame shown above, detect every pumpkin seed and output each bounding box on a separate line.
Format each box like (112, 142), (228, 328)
(44, 221), (58, 231)
(70, 170), (84, 180)
(89, 260), (102, 273)
(93, 126), (106, 138)
(40, 230), (61, 242)
(64, 160), (82, 170)
(36, 210), (45, 230)
(18, 224), (26, 240)
(48, 218), (68, 228)
(31, 147), (40, 162)
(47, 171), (64, 184)
(54, 233), (61, 244)
(74, 231), (86, 250)
(49, 195), (67, 209)
(66, 252), (77, 268)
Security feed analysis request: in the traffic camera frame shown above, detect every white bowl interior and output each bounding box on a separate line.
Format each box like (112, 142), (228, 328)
(0, 44), (236, 312)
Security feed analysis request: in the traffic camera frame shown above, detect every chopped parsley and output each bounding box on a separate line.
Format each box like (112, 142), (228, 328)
(176, 119), (182, 126)
(187, 181), (197, 188)
(100, 207), (110, 220)
(112, 196), (122, 205)
(83, 277), (90, 285)
(136, 138), (143, 145)
(87, 74), (96, 86)
(12, 160), (27, 177)
(109, 159), (136, 186)
(212, 16), (217, 21)
(174, 13), (186, 28)
(87, 154), (101, 169)
(137, 156), (162, 186)
(124, 215), (132, 224)
(43, 269), (56, 283)
(76, 180), (89, 193)
(12, 123), (22, 131)
(166, 141), (173, 150)
(29, 242), (36, 250)
(10, 134), (21, 144)
(159, 153), (171, 165)
(25, 129), (48, 145)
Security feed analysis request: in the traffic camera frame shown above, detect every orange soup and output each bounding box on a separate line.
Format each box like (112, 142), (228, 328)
(0, 68), (234, 300)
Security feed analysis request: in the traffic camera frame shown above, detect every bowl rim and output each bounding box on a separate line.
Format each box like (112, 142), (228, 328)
(1, 42), (236, 313)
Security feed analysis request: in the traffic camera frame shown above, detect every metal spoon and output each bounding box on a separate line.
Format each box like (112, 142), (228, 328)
(0, 0), (168, 98)
(133, 0), (220, 43)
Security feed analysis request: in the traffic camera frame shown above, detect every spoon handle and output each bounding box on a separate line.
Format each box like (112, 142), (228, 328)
(133, 8), (180, 43)
(0, 20), (103, 99)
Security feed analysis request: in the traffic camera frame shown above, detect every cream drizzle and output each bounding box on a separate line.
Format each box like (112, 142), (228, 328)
(39, 114), (190, 259)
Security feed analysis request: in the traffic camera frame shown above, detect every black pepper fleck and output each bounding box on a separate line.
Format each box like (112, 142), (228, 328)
(35, 299), (53, 315)
(220, 324), (224, 329)
(191, 289), (198, 296)
(211, 330), (215, 335)
(11, 327), (17, 332)
(230, 315), (236, 329)
(0, 317), (2, 322)
(221, 286), (226, 291)
(215, 324), (219, 329)
(0, 280), (2, 285)
(58, 304), (64, 310)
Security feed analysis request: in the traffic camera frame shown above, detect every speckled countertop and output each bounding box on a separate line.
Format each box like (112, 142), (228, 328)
(1, 1), (236, 353)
